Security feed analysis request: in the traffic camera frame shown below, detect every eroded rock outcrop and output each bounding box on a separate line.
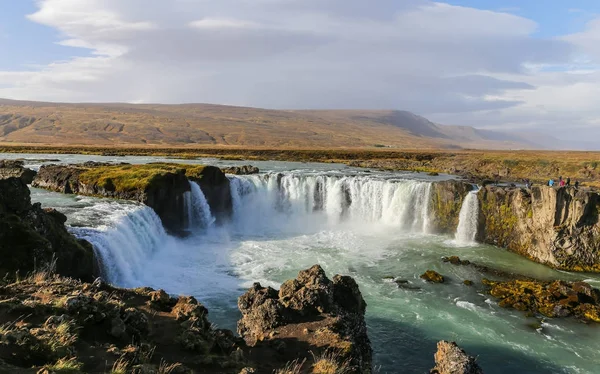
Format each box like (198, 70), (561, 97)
(0, 159), (37, 184)
(32, 163), (233, 231)
(431, 341), (483, 374)
(430, 180), (474, 234)
(0, 177), (95, 281)
(477, 186), (600, 272)
(238, 265), (372, 373)
(221, 165), (259, 175)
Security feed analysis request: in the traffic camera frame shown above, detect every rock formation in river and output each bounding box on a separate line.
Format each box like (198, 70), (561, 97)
(430, 341), (483, 374)
(221, 165), (260, 175)
(0, 159), (37, 184)
(477, 185), (600, 272)
(32, 162), (233, 232)
(0, 177), (95, 281)
(238, 264), (373, 373)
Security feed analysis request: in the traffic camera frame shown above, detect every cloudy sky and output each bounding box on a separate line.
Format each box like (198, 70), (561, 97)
(1, 0), (599, 140)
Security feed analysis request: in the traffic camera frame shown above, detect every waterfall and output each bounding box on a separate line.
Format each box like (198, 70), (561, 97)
(71, 205), (169, 286)
(229, 173), (433, 233)
(455, 189), (479, 245)
(188, 181), (216, 229)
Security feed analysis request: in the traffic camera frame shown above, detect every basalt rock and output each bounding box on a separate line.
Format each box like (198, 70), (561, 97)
(238, 265), (372, 373)
(0, 159), (37, 184)
(430, 341), (483, 374)
(477, 185), (600, 272)
(430, 181), (474, 234)
(0, 177), (95, 281)
(221, 165), (259, 175)
(32, 163), (233, 231)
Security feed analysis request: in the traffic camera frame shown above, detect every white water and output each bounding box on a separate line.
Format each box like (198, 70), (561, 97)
(71, 205), (170, 286)
(455, 189), (479, 245)
(189, 181), (216, 229)
(229, 173), (433, 233)
(27, 165), (600, 374)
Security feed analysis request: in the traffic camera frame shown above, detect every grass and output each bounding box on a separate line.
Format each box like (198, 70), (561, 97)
(77, 163), (206, 192)
(43, 357), (84, 373)
(310, 351), (351, 374)
(275, 358), (307, 374)
(2, 144), (600, 187)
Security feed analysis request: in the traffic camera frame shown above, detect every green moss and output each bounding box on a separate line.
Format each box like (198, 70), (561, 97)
(78, 163), (206, 193)
(479, 190), (521, 251)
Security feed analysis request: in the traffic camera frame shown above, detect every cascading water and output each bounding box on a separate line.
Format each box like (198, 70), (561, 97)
(71, 205), (169, 287)
(454, 188), (480, 245)
(229, 173), (433, 233)
(188, 181), (216, 229)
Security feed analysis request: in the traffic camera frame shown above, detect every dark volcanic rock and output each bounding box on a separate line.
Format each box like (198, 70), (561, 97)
(189, 166), (232, 224)
(431, 341), (483, 374)
(238, 265), (372, 373)
(33, 163), (233, 231)
(0, 159), (37, 184)
(0, 177), (95, 281)
(221, 165), (259, 175)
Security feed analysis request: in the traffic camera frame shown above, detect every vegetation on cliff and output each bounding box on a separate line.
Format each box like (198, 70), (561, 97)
(77, 163), (207, 193)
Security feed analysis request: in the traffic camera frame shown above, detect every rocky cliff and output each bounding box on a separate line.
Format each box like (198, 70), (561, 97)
(477, 186), (600, 272)
(0, 159), (37, 184)
(32, 162), (233, 232)
(429, 180), (474, 234)
(0, 177), (96, 281)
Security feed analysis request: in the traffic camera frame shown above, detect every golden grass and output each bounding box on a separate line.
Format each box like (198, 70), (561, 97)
(1, 144), (599, 187)
(43, 357), (84, 373)
(78, 163), (206, 192)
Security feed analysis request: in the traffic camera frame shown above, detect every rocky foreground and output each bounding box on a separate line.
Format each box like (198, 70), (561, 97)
(0, 265), (374, 373)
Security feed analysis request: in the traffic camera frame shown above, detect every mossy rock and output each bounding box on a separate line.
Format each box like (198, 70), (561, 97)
(420, 270), (444, 283)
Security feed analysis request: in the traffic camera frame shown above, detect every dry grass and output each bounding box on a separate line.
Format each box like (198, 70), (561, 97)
(43, 357), (84, 373)
(310, 351), (350, 374)
(275, 358), (307, 374)
(110, 357), (129, 374)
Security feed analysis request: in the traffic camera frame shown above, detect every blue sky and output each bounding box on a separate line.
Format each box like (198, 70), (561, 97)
(0, 0), (599, 140)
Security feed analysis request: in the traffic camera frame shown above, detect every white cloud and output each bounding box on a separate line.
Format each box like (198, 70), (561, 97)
(0, 0), (598, 142)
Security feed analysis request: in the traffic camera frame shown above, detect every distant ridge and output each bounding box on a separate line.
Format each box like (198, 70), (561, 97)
(0, 98), (558, 149)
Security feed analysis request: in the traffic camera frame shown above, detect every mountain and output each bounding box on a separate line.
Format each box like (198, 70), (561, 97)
(0, 98), (557, 149)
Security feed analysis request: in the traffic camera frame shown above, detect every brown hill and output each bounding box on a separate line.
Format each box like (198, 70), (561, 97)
(0, 98), (547, 149)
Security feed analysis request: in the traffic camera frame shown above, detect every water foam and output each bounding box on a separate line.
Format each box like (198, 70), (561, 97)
(454, 188), (479, 245)
(228, 173), (433, 234)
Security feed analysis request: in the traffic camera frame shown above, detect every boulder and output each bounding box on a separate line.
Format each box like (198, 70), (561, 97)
(421, 270), (445, 283)
(431, 341), (483, 374)
(237, 265), (372, 373)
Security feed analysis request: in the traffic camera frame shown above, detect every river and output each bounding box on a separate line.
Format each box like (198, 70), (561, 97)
(5, 153), (600, 373)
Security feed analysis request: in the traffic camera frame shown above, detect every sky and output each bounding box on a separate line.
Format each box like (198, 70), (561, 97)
(1, 0), (600, 141)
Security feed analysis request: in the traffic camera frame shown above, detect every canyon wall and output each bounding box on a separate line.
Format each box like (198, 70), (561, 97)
(477, 185), (600, 272)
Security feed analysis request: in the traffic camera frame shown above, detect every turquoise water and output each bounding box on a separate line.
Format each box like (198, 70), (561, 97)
(16, 153), (600, 374)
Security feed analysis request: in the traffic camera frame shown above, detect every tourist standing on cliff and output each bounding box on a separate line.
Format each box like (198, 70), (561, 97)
(566, 177), (571, 186)
(575, 180), (580, 189)
(549, 179), (555, 187)
(560, 179), (565, 187)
